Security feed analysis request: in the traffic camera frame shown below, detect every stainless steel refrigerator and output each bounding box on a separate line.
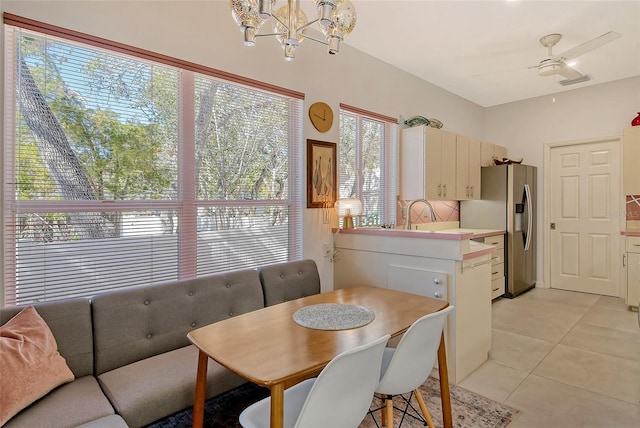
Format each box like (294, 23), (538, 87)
(460, 164), (536, 298)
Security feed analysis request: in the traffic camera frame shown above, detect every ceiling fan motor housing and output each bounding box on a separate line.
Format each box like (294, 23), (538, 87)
(538, 59), (563, 76)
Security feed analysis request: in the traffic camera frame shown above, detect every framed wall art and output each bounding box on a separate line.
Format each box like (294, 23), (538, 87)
(307, 139), (337, 209)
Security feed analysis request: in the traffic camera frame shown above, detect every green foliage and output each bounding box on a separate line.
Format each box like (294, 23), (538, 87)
(14, 32), (291, 233)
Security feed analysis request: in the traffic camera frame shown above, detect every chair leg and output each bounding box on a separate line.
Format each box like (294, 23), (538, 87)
(385, 395), (394, 428)
(381, 397), (387, 427)
(414, 389), (435, 428)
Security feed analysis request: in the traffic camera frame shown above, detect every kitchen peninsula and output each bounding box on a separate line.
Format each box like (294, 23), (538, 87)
(333, 225), (504, 384)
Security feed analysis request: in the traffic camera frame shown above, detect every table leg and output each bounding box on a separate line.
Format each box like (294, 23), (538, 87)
(437, 332), (452, 428)
(270, 383), (284, 428)
(192, 350), (209, 428)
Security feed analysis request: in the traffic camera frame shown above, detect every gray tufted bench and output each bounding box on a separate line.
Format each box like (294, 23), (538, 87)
(1, 259), (321, 428)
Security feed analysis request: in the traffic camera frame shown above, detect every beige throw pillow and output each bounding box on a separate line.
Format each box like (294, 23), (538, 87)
(0, 305), (75, 425)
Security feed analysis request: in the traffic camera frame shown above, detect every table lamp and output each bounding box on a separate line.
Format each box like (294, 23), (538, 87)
(334, 198), (362, 229)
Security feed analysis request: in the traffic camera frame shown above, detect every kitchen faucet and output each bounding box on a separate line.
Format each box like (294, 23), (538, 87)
(405, 199), (437, 230)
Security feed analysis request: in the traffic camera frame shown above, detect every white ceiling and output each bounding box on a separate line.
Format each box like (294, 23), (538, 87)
(342, 0), (640, 107)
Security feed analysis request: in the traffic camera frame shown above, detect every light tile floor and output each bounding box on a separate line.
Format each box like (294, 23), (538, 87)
(458, 287), (640, 427)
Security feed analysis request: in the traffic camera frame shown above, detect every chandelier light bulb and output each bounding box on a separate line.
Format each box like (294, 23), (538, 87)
(230, 0), (265, 46)
(321, 0), (356, 54)
(274, 4), (308, 47)
(316, 0), (337, 30)
(258, 0), (275, 18)
(284, 43), (297, 61)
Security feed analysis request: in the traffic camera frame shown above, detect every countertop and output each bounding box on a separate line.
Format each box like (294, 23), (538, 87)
(333, 225), (506, 260)
(622, 230), (640, 237)
(335, 226), (506, 241)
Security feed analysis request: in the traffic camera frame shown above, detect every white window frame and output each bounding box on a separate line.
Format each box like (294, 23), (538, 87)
(338, 104), (398, 227)
(2, 14), (304, 306)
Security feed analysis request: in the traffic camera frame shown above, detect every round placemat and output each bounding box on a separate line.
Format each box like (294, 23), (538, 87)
(293, 303), (375, 330)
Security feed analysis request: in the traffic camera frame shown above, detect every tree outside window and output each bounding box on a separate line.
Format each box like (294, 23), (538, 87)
(3, 25), (302, 305)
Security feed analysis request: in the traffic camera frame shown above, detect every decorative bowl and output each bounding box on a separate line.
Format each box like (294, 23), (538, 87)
(427, 118), (443, 129)
(404, 116), (430, 127)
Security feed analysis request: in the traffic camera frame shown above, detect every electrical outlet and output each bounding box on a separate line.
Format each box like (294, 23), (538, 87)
(323, 243), (331, 257)
(402, 207), (407, 218)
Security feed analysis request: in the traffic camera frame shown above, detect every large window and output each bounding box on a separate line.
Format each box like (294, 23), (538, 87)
(3, 16), (303, 306)
(338, 104), (397, 227)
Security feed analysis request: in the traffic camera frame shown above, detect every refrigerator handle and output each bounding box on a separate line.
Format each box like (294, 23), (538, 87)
(524, 183), (533, 251)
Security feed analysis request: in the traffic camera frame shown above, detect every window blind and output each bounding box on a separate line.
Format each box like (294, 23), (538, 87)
(3, 19), (303, 306)
(338, 107), (397, 227)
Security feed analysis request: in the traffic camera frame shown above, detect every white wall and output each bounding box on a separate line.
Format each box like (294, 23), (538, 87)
(1, 1), (637, 294)
(485, 76), (640, 287)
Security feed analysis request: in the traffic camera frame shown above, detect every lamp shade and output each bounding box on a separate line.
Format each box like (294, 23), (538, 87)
(334, 198), (362, 217)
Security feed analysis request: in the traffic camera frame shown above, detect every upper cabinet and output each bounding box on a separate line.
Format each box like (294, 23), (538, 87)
(494, 144), (507, 162)
(401, 126), (508, 201)
(400, 126), (456, 200)
(623, 127), (640, 195)
(480, 141), (507, 166)
(456, 136), (481, 200)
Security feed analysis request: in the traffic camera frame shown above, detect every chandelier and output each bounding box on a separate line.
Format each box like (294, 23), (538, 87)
(230, 0), (357, 61)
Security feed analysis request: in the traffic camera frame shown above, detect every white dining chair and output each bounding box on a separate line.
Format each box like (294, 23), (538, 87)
(239, 333), (390, 428)
(373, 305), (454, 428)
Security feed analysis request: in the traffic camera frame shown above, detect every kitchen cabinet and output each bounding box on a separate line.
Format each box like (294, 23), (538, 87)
(481, 141), (494, 166)
(626, 236), (640, 308)
(456, 136), (481, 200)
(486, 234), (505, 299)
(473, 234), (505, 299)
(333, 229), (492, 384)
(480, 142), (508, 166)
(494, 144), (507, 162)
(400, 126), (456, 200)
(623, 127), (640, 195)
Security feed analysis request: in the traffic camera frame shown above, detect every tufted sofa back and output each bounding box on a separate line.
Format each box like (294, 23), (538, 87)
(0, 298), (94, 378)
(91, 268), (264, 375)
(259, 259), (321, 306)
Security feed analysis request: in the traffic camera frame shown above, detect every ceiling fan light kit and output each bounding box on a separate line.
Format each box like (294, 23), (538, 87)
(532, 31), (622, 85)
(537, 59), (564, 77)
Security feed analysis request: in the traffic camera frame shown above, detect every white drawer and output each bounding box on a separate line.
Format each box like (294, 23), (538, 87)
(484, 234), (504, 249)
(627, 236), (640, 253)
(490, 249), (504, 265)
(387, 265), (448, 301)
(491, 277), (505, 299)
(490, 262), (504, 281)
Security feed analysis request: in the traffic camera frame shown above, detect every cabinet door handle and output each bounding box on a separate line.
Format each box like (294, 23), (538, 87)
(443, 184), (447, 197)
(438, 184), (442, 197)
(471, 185), (474, 197)
(623, 254), (627, 267)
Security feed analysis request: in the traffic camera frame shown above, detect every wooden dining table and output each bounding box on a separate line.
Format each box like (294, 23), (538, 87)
(188, 286), (453, 428)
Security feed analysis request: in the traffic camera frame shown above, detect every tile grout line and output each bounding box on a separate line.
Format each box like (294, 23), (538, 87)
(494, 296), (601, 405)
(523, 296), (640, 407)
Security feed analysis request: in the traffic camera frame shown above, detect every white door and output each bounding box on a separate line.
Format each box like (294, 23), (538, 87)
(549, 139), (620, 296)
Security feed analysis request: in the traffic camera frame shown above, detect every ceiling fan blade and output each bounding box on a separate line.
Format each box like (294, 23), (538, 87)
(555, 31), (622, 60)
(557, 63), (583, 80)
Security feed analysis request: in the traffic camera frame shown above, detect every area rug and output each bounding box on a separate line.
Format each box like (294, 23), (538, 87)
(147, 376), (520, 428)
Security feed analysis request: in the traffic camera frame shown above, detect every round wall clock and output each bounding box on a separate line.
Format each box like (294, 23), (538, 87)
(309, 102), (334, 132)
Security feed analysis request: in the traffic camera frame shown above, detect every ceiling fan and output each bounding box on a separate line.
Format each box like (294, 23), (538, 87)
(530, 31), (622, 86)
